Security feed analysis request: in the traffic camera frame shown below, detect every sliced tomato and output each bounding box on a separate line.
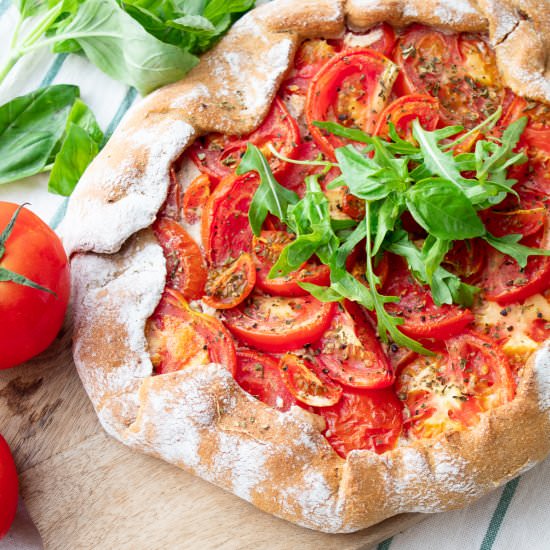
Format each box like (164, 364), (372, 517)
(529, 317), (550, 344)
(349, 251), (389, 290)
(374, 94), (440, 141)
(222, 293), (336, 352)
(201, 172), (258, 266)
(203, 253), (256, 309)
(159, 167), (182, 221)
(481, 216), (550, 305)
(396, 332), (515, 439)
(382, 255), (474, 342)
(442, 239), (486, 282)
(317, 387), (402, 457)
(146, 289), (237, 376)
(394, 25), (503, 127)
(152, 217), (207, 301)
(306, 49), (398, 159)
(481, 198), (546, 239)
(343, 23), (396, 58)
(235, 349), (297, 411)
(313, 302), (394, 389)
(182, 173), (212, 224)
(279, 352), (343, 407)
(189, 98), (300, 180)
(252, 230), (330, 297)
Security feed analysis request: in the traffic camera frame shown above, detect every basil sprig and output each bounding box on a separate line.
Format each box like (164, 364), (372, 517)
(240, 112), (550, 353)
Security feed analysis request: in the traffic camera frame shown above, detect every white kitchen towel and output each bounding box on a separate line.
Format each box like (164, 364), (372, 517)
(0, 2), (549, 549)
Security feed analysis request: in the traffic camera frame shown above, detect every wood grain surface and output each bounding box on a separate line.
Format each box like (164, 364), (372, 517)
(0, 314), (425, 549)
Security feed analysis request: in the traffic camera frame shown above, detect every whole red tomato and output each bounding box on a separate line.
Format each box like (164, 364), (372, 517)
(0, 203), (70, 369)
(0, 435), (18, 539)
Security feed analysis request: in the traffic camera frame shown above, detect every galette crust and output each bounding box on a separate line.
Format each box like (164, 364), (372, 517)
(64, 0), (550, 533)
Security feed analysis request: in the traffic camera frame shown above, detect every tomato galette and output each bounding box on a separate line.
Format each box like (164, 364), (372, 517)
(63, 0), (550, 534)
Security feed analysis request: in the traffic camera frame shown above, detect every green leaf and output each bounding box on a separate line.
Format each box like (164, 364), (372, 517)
(237, 143), (299, 236)
(170, 14), (215, 32)
(0, 85), (79, 185)
(372, 194), (402, 255)
(484, 233), (550, 268)
(313, 120), (372, 144)
(405, 178), (486, 240)
(51, 0), (198, 94)
(0, 266), (56, 296)
(297, 282), (343, 302)
(48, 122), (99, 195)
(65, 97), (103, 144)
(15, 0), (49, 18)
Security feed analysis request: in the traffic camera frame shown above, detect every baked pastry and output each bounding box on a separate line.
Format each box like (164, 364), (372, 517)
(61, 0), (550, 533)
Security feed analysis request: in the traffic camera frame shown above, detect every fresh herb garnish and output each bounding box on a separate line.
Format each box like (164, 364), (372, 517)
(240, 112), (550, 353)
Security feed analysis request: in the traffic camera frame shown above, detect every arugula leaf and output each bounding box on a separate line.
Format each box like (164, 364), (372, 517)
(237, 143), (299, 236)
(484, 233), (550, 268)
(312, 121), (372, 144)
(405, 177), (486, 240)
(0, 85), (79, 185)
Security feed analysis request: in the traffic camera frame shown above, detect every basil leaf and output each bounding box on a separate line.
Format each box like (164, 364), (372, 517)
(422, 235), (451, 283)
(406, 178), (486, 240)
(372, 194), (402, 255)
(237, 143), (299, 236)
(484, 233), (550, 268)
(52, 0), (198, 94)
(0, 85), (79, 185)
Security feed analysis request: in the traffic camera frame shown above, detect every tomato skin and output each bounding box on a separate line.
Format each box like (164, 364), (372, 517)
(279, 352), (343, 407)
(306, 49), (397, 159)
(0, 203), (70, 370)
(221, 294), (336, 353)
(152, 217), (207, 301)
(481, 198), (546, 239)
(252, 231), (330, 297)
(182, 173), (212, 225)
(235, 349), (298, 411)
(203, 253), (256, 309)
(202, 172), (258, 267)
(159, 167), (182, 221)
(316, 387), (403, 457)
(189, 98), (300, 181)
(0, 435), (18, 539)
(146, 289), (237, 376)
(314, 302), (394, 389)
(442, 239), (486, 282)
(382, 255), (474, 342)
(374, 94), (440, 141)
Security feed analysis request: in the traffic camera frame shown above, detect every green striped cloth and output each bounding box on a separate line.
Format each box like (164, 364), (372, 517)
(1, 2), (549, 548)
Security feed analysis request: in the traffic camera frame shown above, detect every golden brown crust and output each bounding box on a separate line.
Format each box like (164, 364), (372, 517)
(66, 0), (550, 533)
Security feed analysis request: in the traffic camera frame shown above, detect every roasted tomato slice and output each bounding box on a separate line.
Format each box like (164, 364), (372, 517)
(481, 198), (547, 239)
(221, 293), (336, 352)
(313, 302), (394, 389)
(316, 387), (403, 457)
(442, 239), (486, 282)
(480, 215), (550, 305)
(189, 98), (300, 180)
(159, 167), (182, 221)
(202, 172), (258, 266)
(203, 253), (256, 309)
(252, 230), (330, 297)
(306, 49), (398, 159)
(235, 349), (297, 411)
(342, 23), (397, 58)
(396, 332), (515, 439)
(152, 217), (207, 301)
(374, 93), (440, 141)
(394, 25), (503, 127)
(382, 255), (474, 342)
(279, 352), (343, 407)
(146, 289), (237, 376)
(182, 173), (212, 225)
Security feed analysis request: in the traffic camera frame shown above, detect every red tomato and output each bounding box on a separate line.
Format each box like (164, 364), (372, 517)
(203, 253), (256, 309)
(0, 435), (18, 539)
(349, 250), (390, 289)
(279, 352), (343, 407)
(158, 167), (182, 221)
(221, 293), (336, 353)
(306, 49), (398, 159)
(374, 94), (440, 141)
(394, 25), (504, 127)
(442, 239), (486, 282)
(146, 289), (237, 375)
(343, 23), (396, 58)
(152, 217), (207, 301)
(0, 203), (70, 370)
(396, 332), (515, 439)
(482, 198), (547, 239)
(189, 98), (300, 180)
(382, 255), (474, 342)
(201, 172), (258, 266)
(182, 173), (212, 225)
(481, 216), (550, 305)
(252, 231), (330, 297)
(235, 349), (297, 411)
(316, 387), (403, 457)
(314, 302), (394, 389)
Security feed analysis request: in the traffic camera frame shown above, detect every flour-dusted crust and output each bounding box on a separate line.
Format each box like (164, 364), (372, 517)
(64, 0), (550, 533)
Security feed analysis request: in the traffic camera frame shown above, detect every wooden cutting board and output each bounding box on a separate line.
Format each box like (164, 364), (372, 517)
(0, 316), (424, 549)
